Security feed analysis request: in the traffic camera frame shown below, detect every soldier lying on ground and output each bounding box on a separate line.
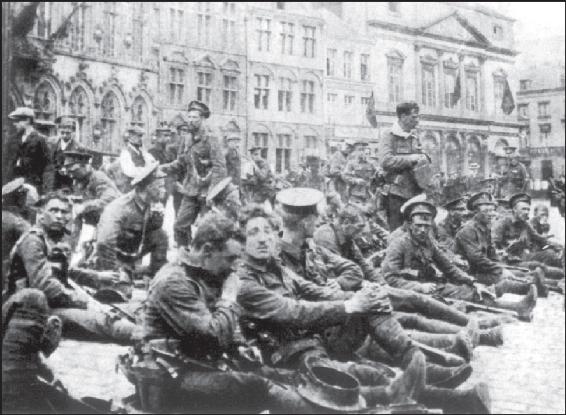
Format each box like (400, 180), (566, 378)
(381, 195), (539, 321)
(237, 203), (491, 414)
(4, 191), (136, 343)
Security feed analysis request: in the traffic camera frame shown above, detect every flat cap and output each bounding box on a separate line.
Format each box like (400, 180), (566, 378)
(509, 192), (531, 208)
(131, 162), (166, 186)
(8, 107), (35, 120)
(62, 151), (92, 167)
(443, 197), (466, 210)
(55, 115), (76, 128)
(127, 125), (146, 136)
(276, 187), (324, 216)
(467, 192), (496, 211)
(187, 100), (210, 119)
(2, 178), (26, 197)
(503, 146), (517, 155)
(207, 177), (233, 203)
(249, 146), (263, 153)
(155, 126), (172, 134)
(34, 119), (56, 128)
(400, 193), (437, 220)
(176, 121), (190, 130)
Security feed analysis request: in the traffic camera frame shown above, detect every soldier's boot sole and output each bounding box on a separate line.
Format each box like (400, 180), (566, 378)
(494, 285), (538, 322)
(426, 363), (473, 389)
(479, 326), (504, 347)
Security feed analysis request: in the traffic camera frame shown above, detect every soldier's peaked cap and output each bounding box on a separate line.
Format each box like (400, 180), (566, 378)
(400, 193), (437, 220)
(127, 125), (146, 136)
(187, 100), (210, 118)
(277, 188), (324, 216)
(62, 151), (92, 167)
(131, 162), (166, 186)
(55, 115), (76, 128)
(509, 192), (531, 208)
(8, 107), (35, 120)
(467, 192), (496, 211)
(443, 197), (466, 210)
(2, 178), (27, 197)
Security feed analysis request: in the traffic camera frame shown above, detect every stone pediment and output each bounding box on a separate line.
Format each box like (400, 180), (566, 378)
(420, 12), (490, 47)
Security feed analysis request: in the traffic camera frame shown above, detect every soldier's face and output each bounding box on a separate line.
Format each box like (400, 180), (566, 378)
(227, 139), (240, 150)
(129, 133), (143, 147)
(341, 214), (365, 239)
(66, 163), (88, 180)
(409, 214), (432, 243)
(41, 199), (71, 232)
(513, 202), (530, 222)
(187, 111), (203, 132)
(203, 239), (243, 278)
(156, 133), (170, 145)
(60, 126), (73, 141)
(476, 204), (496, 225)
(400, 109), (419, 131)
(535, 209), (548, 223)
(300, 214), (318, 238)
(13, 118), (30, 132)
(147, 178), (166, 203)
(251, 151), (262, 161)
(245, 217), (276, 260)
(448, 203), (467, 222)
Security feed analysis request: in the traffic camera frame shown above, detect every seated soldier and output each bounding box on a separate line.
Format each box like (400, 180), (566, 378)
(94, 163), (168, 281)
(275, 189), (483, 362)
(381, 195), (538, 321)
(237, 204), (491, 413)
(455, 192), (550, 299)
(4, 191), (136, 343)
(436, 198), (467, 252)
(313, 203), (504, 346)
(2, 288), (104, 414)
(493, 193), (563, 273)
(530, 204), (551, 237)
(134, 211), (321, 413)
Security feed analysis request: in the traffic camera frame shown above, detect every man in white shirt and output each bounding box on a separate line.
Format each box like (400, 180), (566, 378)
(119, 126), (156, 192)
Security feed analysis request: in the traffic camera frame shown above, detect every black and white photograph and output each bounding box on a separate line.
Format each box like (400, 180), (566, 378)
(2, 2), (565, 414)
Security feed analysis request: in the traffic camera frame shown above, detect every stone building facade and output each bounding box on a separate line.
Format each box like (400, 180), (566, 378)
(517, 63), (565, 181)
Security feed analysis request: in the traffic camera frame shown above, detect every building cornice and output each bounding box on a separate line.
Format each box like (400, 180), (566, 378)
(517, 86), (566, 96)
(371, 109), (521, 128)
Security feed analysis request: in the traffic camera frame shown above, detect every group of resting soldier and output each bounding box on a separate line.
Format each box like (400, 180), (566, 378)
(2, 101), (565, 414)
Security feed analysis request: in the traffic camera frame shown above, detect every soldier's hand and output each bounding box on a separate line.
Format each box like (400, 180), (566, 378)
(221, 272), (240, 303)
(326, 279), (342, 293)
(418, 282), (437, 295)
(344, 286), (377, 314)
(98, 271), (121, 285)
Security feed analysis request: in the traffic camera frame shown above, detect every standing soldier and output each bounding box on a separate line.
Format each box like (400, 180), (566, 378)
(343, 141), (376, 204)
(243, 146), (274, 205)
(162, 101), (227, 247)
(225, 132), (242, 188)
(149, 124), (175, 205)
(46, 115), (82, 192)
(502, 147), (529, 197)
(302, 155), (326, 192)
(325, 139), (354, 202)
(380, 102), (430, 231)
(119, 126), (156, 193)
(8, 107), (51, 194)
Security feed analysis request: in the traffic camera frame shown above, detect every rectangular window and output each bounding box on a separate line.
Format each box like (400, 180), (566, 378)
(169, 8), (184, 43)
(253, 132), (269, 159)
(257, 17), (271, 52)
(305, 135), (317, 150)
(327, 49), (336, 76)
(69, 4), (86, 52)
(254, 75), (270, 109)
(493, 24), (503, 40)
(388, 58), (403, 104)
(103, 3), (116, 56)
(539, 123), (551, 141)
(197, 72), (212, 105)
(132, 3), (144, 59)
(361, 97), (370, 106)
(538, 101), (550, 118)
(360, 54), (369, 81)
(303, 26), (316, 58)
(168, 68), (185, 106)
(421, 64), (436, 107)
(344, 95), (354, 105)
(275, 134), (292, 173)
(198, 3), (212, 45)
(465, 72), (478, 111)
(443, 70), (456, 108)
(327, 93), (337, 102)
(223, 75), (238, 112)
(520, 79), (531, 91)
(344, 51), (352, 79)
(280, 22), (294, 55)
(300, 80), (315, 113)
(222, 18), (236, 48)
(518, 104), (529, 119)
(494, 77), (505, 115)
(278, 77), (292, 112)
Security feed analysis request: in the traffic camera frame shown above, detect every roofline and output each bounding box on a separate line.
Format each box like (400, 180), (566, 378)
(446, 2), (516, 22)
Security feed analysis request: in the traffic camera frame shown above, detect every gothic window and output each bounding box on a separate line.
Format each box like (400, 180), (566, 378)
(100, 92), (121, 152)
(131, 96), (149, 139)
(343, 51), (352, 79)
(36, 2), (53, 39)
(168, 68), (185, 106)
(446, 135), (462, 177)
(69, 3), (87, 52)
(276, 134), (292, 173)
(360, 54), (369, 81)
(132, 3), (144, 59)
(254, 74), (270, 110)
(197, 72), (213, 106)
(465, 71), (478, 112)
(388, 57), (403, 104)
(198, 2), (212, 45)
(303, 26), (316, 58)
(278, 77), (293, 112)
(103, 3), (116, 56)
(300, 80), (315, 113)
(69, 87), (90, 143)
(223, 75), (238, 112)
(33, 82), (57, 121)
(257, 17), (271, 52)
(327, 49), (336, 76)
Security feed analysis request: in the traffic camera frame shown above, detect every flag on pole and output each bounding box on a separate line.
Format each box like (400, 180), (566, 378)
(366, 92), (377, 128)
(451, 73), (461, 107)
(501, 78), (515, 115)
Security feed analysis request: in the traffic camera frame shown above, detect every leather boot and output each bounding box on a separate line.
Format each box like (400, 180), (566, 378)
(361, 349), (426, 406)
(495, 278), (531, 297)
(530, 267), (548, 298)
(477, 314), (515, 329)
(479, 327), (504, 347)
(492, 285), (538, 322)
(408, 331), (473, 362)
(419, 383), (491, 414)
(426, 362), (473, 389)
(464, 318), (480, 348)
(411, 340), (466, 367)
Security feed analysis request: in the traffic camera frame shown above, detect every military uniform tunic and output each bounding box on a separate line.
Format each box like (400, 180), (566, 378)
(343, 157), (376, 203)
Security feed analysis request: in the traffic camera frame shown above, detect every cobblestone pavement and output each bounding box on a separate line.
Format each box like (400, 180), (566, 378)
(45, 200), (565, 413)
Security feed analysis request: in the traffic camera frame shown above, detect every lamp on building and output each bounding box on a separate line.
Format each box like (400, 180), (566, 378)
(92, 122), (102, 143)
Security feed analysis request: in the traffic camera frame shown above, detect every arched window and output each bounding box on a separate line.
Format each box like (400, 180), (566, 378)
(446, 135), (462, 177)
(34, 82), (57, 121)
(69, 86), (90, 143)
(468, 136), (483, 176)
(252, 126), (271, 160)
(276, 132), (293, 173)
(100, 92), (121, 152)
(131, 96), (149, 143)
(421, 133), (440, 173)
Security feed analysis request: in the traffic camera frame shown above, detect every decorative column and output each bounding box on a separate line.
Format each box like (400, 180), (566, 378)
(458, 54), (465, 118)
(460, 132), (468, 175)
(436, 50), (444, 115)
(439, 131), (448, 175)
(481, 134), (489, 178)
(478, 55), (487, 118)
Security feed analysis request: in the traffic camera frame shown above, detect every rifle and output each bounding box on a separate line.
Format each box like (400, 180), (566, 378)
(442, 297), (518, 318)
